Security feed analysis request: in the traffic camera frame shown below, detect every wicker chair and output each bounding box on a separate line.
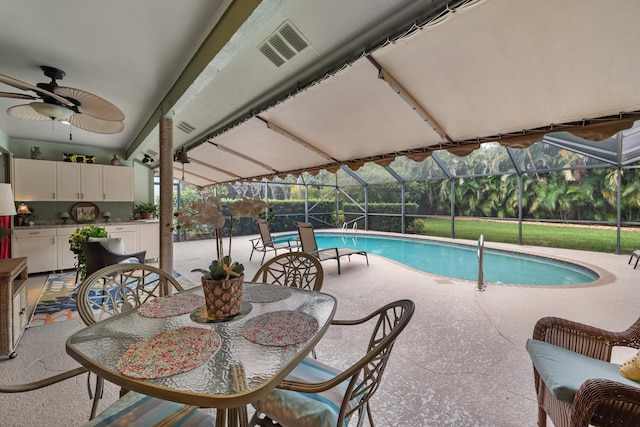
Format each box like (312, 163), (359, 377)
(250, 299), (415, 427)
(249, 219), (298, 265)
(80, 240), (146, 280)
(527, 315), (640, 427)
(252, 251), (324, 291)
(295, 221), (368, 274)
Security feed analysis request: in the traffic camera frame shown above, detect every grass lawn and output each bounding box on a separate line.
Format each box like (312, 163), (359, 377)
(413, 218), (640, 254)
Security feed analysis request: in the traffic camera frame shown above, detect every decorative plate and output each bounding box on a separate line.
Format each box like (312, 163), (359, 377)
(117, 327), (220, 379)
(137, 293), (205, 318)
(190, 301), (253, 324)
(243, 285), (292, 303)
(242, 311), (318, 346)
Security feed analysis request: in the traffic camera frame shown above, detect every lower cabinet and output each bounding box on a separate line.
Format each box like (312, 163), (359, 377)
(105, 225), (137, 254)
(56, 227), (79, 271)
(137, 222), (159, 261)
(12, 229), (57, 274)
(13, 223), (161, 274)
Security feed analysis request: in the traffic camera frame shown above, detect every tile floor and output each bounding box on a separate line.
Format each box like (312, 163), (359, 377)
(1, 231), (639, 426)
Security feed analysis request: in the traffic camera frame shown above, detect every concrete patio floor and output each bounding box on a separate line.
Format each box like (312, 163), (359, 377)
(1, 231), (639, 426)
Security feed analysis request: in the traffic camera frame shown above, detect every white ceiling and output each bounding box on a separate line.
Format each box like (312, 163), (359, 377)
(1, 0), (640, 188)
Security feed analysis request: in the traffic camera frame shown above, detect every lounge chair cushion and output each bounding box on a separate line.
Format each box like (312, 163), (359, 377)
(620, 351), (640, 380)
(526, 338), (640, 403)
(82, 391), (216, 426)
(252, 357), (356, 427)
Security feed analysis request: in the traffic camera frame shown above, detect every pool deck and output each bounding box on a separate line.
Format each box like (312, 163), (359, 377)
(1, 231), (639, 426)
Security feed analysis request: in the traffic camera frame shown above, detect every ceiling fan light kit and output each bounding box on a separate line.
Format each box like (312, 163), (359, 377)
(0, 65), (125, 136)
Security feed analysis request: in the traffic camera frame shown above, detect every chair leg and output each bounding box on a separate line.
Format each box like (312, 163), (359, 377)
(537, 405), (547, 427)
(337, 258), (341, 274)
(635, 256), (640, 269)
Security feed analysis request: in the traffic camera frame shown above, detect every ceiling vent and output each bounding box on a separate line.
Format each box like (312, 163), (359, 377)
(177, 121), (196, 134)
(259, 21), (309, 67)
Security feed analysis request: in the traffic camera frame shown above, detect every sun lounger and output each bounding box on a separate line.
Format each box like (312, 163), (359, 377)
(295, 221), (368, 274)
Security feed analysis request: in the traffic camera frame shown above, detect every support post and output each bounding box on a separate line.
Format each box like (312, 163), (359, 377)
(159, 118), (173, 278)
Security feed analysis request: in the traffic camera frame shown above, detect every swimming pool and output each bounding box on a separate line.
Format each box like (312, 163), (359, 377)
(281, 232), (599, 285)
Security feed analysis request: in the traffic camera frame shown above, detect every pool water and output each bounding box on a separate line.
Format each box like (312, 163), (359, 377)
(282, 232), (599, 285)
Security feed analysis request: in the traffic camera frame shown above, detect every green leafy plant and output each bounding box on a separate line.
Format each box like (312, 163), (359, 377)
(69, 224), (109, 279)
(134, 202), (158, 218)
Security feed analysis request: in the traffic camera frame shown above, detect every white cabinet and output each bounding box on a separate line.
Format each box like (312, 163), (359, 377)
(56, 163), (103, 201)
(12, 228), (57, 274)
(56, 227), (81, 270)
(137, 222), (159, 261)
(13, 158), (133, 202)
(102, 165), (134, 201)
(13, 159), (57, 201)
(105, 224), (137, 253)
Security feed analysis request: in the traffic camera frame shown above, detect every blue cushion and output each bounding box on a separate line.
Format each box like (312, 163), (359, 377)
(526, 338), (640, 403)
(82, 391), (216, 427)
(252, 357), (357, 427)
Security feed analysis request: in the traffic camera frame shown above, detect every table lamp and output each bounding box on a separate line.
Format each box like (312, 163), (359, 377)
(16, 203), (31, 226)
(60, 212), (70, 224)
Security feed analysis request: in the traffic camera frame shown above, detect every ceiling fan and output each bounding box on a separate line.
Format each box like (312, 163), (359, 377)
(0, 65), (124, 135)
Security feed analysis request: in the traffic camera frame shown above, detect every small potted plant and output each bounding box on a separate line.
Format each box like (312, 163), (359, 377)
(134, 202), (158, 219)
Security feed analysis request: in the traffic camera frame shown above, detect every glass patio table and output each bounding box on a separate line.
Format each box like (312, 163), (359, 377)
(66, 282), (337, 427)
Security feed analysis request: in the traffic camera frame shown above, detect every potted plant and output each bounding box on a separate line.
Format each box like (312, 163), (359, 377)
(69, 224), (109, 279)
(134, 202), (158, 219)
(181, 196), (268, 318)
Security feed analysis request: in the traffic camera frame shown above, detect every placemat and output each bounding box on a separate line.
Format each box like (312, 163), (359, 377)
(243, 285), (292, 303)
(138, 293), (205, 318)
(117, 326), (220, 379)
(190, 301), (253, 324)
(242, 311), (318, 346)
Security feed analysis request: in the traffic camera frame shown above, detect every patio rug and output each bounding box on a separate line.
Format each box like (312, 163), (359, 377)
(29, 270), (188, 327)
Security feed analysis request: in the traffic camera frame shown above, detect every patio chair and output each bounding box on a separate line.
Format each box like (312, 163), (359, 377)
(253, 251), (323, 291)
(77, 264), (217, 424)
(250, 219), (298, 264)
(78, 239), (146, 282)
(295, 221), (368, 274)
(526, 314), (640, 427)
(0, 264), (216, 425)
(250, 299), (415, 427)
(629, 250), (640, 269)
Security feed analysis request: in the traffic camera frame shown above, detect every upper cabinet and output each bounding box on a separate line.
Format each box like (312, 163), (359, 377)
(56, 162), (103, 201)
(13, 158), (133, 202)
(13, 159), (57, 201)
(102, 165), (134, 201)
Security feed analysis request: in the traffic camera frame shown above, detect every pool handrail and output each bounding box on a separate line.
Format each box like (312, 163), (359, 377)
(476, 235), (486, 292)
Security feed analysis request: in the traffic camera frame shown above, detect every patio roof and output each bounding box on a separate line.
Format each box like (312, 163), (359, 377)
(174, 0), (640, 188)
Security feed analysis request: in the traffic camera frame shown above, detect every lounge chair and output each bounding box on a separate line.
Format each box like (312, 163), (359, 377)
(294, 221), (368, 274)
(249, 219), (297, 264)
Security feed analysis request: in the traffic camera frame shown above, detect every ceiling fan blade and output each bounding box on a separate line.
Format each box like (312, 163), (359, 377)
(54, 86), (124, 121)
(6, 104), (52, 121)
(0, 92), (37, 100)
(69, 113), (124, 134)
(0, 74), (74, 106)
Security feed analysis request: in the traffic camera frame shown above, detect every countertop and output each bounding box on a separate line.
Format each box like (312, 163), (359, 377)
(14, 220), (159, 230)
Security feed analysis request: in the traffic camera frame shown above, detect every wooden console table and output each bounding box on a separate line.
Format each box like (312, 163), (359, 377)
(0, 257), (28, 358)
